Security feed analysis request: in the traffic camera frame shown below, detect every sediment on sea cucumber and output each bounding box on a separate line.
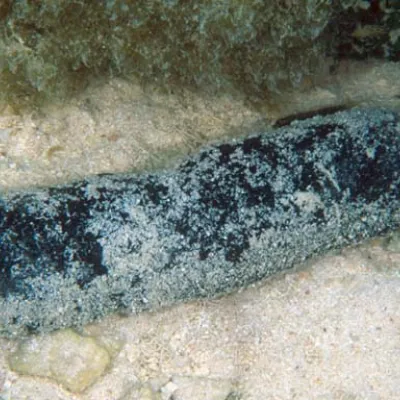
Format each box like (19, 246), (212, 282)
(0, 108), (399, 336)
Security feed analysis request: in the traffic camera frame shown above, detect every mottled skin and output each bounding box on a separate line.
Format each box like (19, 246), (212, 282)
(0, 108), (399, 336)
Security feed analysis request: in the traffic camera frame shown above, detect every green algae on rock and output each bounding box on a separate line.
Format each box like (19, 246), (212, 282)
(0, 0), (356, 107)
(330, 0), (400, 61)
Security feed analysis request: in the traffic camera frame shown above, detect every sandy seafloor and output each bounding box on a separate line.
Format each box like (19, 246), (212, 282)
(0, 59), (400, 400)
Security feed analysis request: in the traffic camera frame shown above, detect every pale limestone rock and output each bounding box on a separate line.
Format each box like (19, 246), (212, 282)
(8, 329), (111, 393)
(171, 376), (236, 400)
(119, 383), (162, 400)
(0, 376), (74, 400)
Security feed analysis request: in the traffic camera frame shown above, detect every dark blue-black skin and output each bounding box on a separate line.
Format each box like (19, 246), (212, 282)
(0, 108), (399, 336)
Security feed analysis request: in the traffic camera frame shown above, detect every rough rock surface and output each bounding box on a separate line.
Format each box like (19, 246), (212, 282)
(0, 108), (399, 336)
(8, 329), (111, 392)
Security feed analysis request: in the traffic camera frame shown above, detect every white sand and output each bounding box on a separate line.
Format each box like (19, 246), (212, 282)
(0, 59), (399, 399)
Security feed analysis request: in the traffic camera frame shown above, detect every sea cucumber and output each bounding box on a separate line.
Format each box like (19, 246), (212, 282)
(1, 108), (399, 336)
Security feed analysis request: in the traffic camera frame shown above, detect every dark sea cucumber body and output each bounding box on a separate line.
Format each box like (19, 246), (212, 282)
(0, 108), (399, 336)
